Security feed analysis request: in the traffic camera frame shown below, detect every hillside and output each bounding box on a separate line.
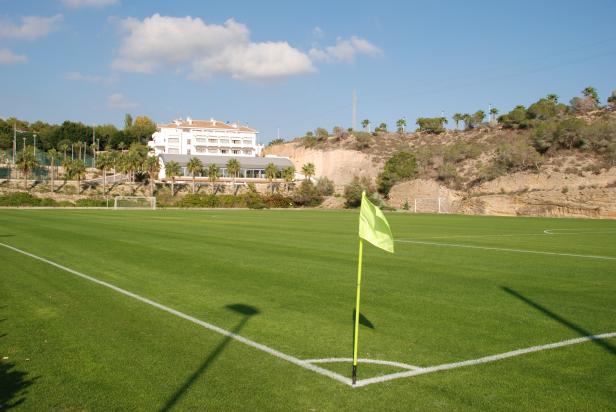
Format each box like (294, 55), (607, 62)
(264, 108), (616, 218)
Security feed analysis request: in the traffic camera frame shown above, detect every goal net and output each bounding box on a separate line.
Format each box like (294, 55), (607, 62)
(113, 196), (156, 210)
(411, 197), (449, 213)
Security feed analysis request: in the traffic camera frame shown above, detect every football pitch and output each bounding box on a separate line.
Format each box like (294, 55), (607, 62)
(1, 209), (615, 410)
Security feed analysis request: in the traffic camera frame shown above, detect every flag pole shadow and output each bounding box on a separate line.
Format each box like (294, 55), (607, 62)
(159, 304), (260, 412)
(502, 286), (616, 357)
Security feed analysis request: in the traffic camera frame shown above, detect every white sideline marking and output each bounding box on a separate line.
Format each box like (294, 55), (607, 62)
(354, 332), (616, 387)
(395, 239), (616, 261)
(0, 242), (352, 387)
(543, 229), (616, 235)
(304, 358), (421, 371)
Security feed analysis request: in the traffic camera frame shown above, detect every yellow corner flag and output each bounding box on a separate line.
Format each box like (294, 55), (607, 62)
(352, 191), (394, 385)
(359, 191), (394, 254)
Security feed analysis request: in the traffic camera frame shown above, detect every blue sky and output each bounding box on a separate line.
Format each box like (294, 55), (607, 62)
(1, 0), (615, 143)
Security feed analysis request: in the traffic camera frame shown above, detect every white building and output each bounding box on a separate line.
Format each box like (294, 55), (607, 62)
(148, 117), (263, 157)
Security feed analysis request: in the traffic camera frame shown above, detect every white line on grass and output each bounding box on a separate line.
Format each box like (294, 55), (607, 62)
(353, 332), (616, 387)
(395, 239), (616, 260)
(304, 358), (421, 371)
(0, 242), (352, 387)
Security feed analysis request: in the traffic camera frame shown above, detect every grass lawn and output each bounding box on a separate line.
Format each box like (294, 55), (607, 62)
(1, 209), (615, 410)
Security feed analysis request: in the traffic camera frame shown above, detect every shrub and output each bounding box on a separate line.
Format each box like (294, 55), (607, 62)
(354, 132), (371, 150)
(292, 180), (323, 207)
(267, 138), (285, 147)
(343, 176), (376, 208)
(75, 198), (106, 207)
(262, 193), (293, 208)
(315, 177), (335, 196)
(443, 142), (482, 163)
(0, 192), (59, 207)
(416, 117), (447, 134)
(377, 151), (417, 195)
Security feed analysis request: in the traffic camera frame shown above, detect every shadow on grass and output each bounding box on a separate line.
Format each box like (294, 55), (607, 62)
(0, 235), (14, 238)
(352, 310), (375, 330)
(159, 304), (260, 412)
(502, 287), (616, 357)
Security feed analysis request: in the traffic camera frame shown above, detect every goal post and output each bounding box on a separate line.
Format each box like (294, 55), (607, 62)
(412, 197), (448, 214)
(113, 196), (156, 210)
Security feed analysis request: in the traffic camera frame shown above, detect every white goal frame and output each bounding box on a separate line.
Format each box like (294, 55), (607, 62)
(412, 197), (447, 214)
(113, 196), (156, 210)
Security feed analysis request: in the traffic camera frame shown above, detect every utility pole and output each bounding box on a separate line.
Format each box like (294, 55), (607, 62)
(352, 89), (357, 131)
(33, 134), (37, 157)
(12, 123), (16, 164)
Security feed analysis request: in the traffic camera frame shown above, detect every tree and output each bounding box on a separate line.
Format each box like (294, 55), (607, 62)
(343, 176), (376, 208)
(498, 105), (529, 129)
(582, 86), (599, 104)
(377, 151), (417, 195)
(58, 142), (69, 160)
(473, 110), (486, 125)
(124, 113), (133, 130)
(376, 122), (388, 132)
(144, 156), (160, 196)
(489, 107), (499, 123)
(527, 96), (567, 120)
(226, 158), (241, 188)
(547, 94), (559, 103)
(265, 162), (278, 193)
(315, 127), (329, 141)
(207, 163), (219, 194)
(68, 159), (86, 193)
(187, 157), (203, 194)
(607, 90), (616, 109)
(96, 152), (111, 194)
(302, 163), (315, 181)
(128, 116), (157, 144)
(361, 119), (370, 130)
(396, 118), (407, 133)
(16, 147), (39, 190)
(165, 161), (181, 196)
(47, 148), (58, 192)
(452, 113), (463, 130)
(282, 166), (295, 191)
(416, 117), (447, 133)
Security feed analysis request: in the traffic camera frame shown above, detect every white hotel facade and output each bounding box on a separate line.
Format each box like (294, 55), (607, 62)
(148, 117), (264, 157)
(148, 118), (294, 181)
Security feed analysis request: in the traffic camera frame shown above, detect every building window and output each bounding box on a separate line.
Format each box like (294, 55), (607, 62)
(196, 146), (207, 153)
(232, 149), (240, 154)
(187, 149), (191, 155)
(168, 148), (179, 154)
(168, 138), (179, 144)
(196, 138), (206, 144)
(208, 139), (218, 144)
(208, 148), (218, 153)
(221, 149), (228, 154)
(187, 139), (191, 145)
(220, 139), (229, 144)
(232, 140), (241, 144)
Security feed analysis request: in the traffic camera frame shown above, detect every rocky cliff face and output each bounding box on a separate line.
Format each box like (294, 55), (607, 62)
(264, 136), (616, 219)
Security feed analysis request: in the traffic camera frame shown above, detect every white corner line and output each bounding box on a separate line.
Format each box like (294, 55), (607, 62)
(395, 239), (616, 261)
(353, 332), (616, 388)
(304, 357), (421, 371)
(0, 242), (353, 387)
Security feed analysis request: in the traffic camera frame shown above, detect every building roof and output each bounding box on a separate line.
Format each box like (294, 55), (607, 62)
(159, 154), (293, 169)
(158, 118), (257, 133)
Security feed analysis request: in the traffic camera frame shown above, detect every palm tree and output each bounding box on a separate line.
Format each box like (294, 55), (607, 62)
(16, 147), (39, 190)
(74, 142), (83, 160)
(69, 159), (86, 193)
(165, 160), (181, 196)
(489, 107), (499, 123)
(207, 163), (219, 194)
(396, 118), (407, 133)
(302, 163), (315, 181)
(144, 156), (160, 196)
(547, 94), (559, 103)
(452, 113), (463, 130)
(187, 157), (203, 194)
(58, 143), (69, 160)
(361, 119), (370, 131)
(265, 162), (278, 194)
(47, 148), (58, 192)
(283, 166), (295, 191)
(582, 86), (599, 103)
(96, 152), (111, 194)
(226, 158), (241, 187)
(118, 141), (126, 152)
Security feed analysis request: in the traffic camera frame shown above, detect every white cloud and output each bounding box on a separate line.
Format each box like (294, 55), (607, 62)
(0, 14), (63, 40)
(0, 48), (27, 64)
(112, 14), (315, 81)
(61, 0), (119, 7)
(65, 71), (113, 84)
(309, 36), (382, 63)
(107, 93), (137, 109)
(312, 26), (324, 38)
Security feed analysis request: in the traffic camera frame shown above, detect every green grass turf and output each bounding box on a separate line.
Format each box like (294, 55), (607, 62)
(1, 209), (615, 410)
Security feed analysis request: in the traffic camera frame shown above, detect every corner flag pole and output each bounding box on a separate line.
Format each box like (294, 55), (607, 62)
(352, 238), (364, 385)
